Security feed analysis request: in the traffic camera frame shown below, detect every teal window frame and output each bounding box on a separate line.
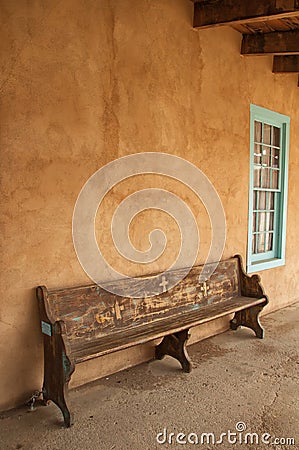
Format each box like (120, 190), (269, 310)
(247, 105), (290, 273)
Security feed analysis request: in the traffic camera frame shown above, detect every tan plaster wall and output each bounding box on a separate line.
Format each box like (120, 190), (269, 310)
(1, 0), (299, 410)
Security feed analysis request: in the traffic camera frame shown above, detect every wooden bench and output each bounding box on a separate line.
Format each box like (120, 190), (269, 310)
(36, 254), (268, 427)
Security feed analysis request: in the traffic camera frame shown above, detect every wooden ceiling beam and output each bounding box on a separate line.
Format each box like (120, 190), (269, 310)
(273, 55), (299, 71)
(193, 0), (299, 29)
(241, 29), (299, 55)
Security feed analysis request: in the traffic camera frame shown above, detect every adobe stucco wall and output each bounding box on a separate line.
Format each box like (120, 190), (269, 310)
(1, 0), (299, 411)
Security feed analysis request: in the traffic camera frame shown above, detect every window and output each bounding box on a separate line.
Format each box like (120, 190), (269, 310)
(247, 105), (290, 273)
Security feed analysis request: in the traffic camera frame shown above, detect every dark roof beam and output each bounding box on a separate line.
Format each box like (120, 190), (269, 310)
(273, 55), (299, 71)
(194, 0), (299, 29)
(241, 29), (299, 55)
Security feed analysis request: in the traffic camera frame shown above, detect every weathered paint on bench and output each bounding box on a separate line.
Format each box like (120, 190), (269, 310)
(36, 255), (268, 427)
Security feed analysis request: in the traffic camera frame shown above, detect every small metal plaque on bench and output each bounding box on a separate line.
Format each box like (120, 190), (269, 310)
(41, 321), (52, 336)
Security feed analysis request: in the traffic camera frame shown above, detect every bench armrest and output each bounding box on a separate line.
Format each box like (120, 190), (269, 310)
(234, 254), (269, 304)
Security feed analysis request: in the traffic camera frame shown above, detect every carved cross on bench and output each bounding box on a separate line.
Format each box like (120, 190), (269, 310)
(113, 299), (125, 321)
(159, 276), (169, 293)
(200, 281), (210, 297)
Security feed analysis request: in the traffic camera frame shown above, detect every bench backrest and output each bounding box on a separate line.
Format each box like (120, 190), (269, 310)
(37, 257), (245, 341)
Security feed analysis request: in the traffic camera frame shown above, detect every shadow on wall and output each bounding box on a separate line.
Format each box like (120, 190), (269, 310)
(1, 288), (44, 410)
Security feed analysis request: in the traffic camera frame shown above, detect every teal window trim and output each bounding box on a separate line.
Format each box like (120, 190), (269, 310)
(247, 105), (290, 273)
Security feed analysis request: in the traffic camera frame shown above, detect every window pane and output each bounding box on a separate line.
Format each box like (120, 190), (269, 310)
(253, 213), (257, 232)
(251, 234), (257, 254)
(257, 233), (265, 253)
(254, 167), (261, 187)
(253, 190), (258, 209)
(271, 148), (280, 168)
(254, 121), (262, 143)
(262, 146), (270, 167)
(267, 192), (275, 210)
(263, 124), (271, 145)
(258, 191), (266, 210)
(265, 233), (273, 252)
(258, 212), (266, 232)
(266, 212), (274, 231)
(272, 126), (280, 147)
(261, 168), (271, 188)
(272, 170), (279, 189)
(254, 144), (262, 164)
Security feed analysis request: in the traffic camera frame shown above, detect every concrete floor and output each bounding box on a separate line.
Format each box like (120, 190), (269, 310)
(1, 302), (298, 450)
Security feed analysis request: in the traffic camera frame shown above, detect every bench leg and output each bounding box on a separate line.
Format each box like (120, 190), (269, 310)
(43, 385), (73, 427)
(54, 395), (73, 428)
(230, 305), (265, 339)
(42, 322), (75, 427)
(155, 329), (192, 372)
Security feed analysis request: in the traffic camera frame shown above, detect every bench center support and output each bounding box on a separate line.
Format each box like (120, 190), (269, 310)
(155, 329), (192, 373)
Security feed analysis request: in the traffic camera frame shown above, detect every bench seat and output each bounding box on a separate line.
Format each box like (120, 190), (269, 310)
(71, 295), (266, 363)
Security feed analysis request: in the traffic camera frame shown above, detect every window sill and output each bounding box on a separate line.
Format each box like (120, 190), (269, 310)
(247, 258), (285, 273)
